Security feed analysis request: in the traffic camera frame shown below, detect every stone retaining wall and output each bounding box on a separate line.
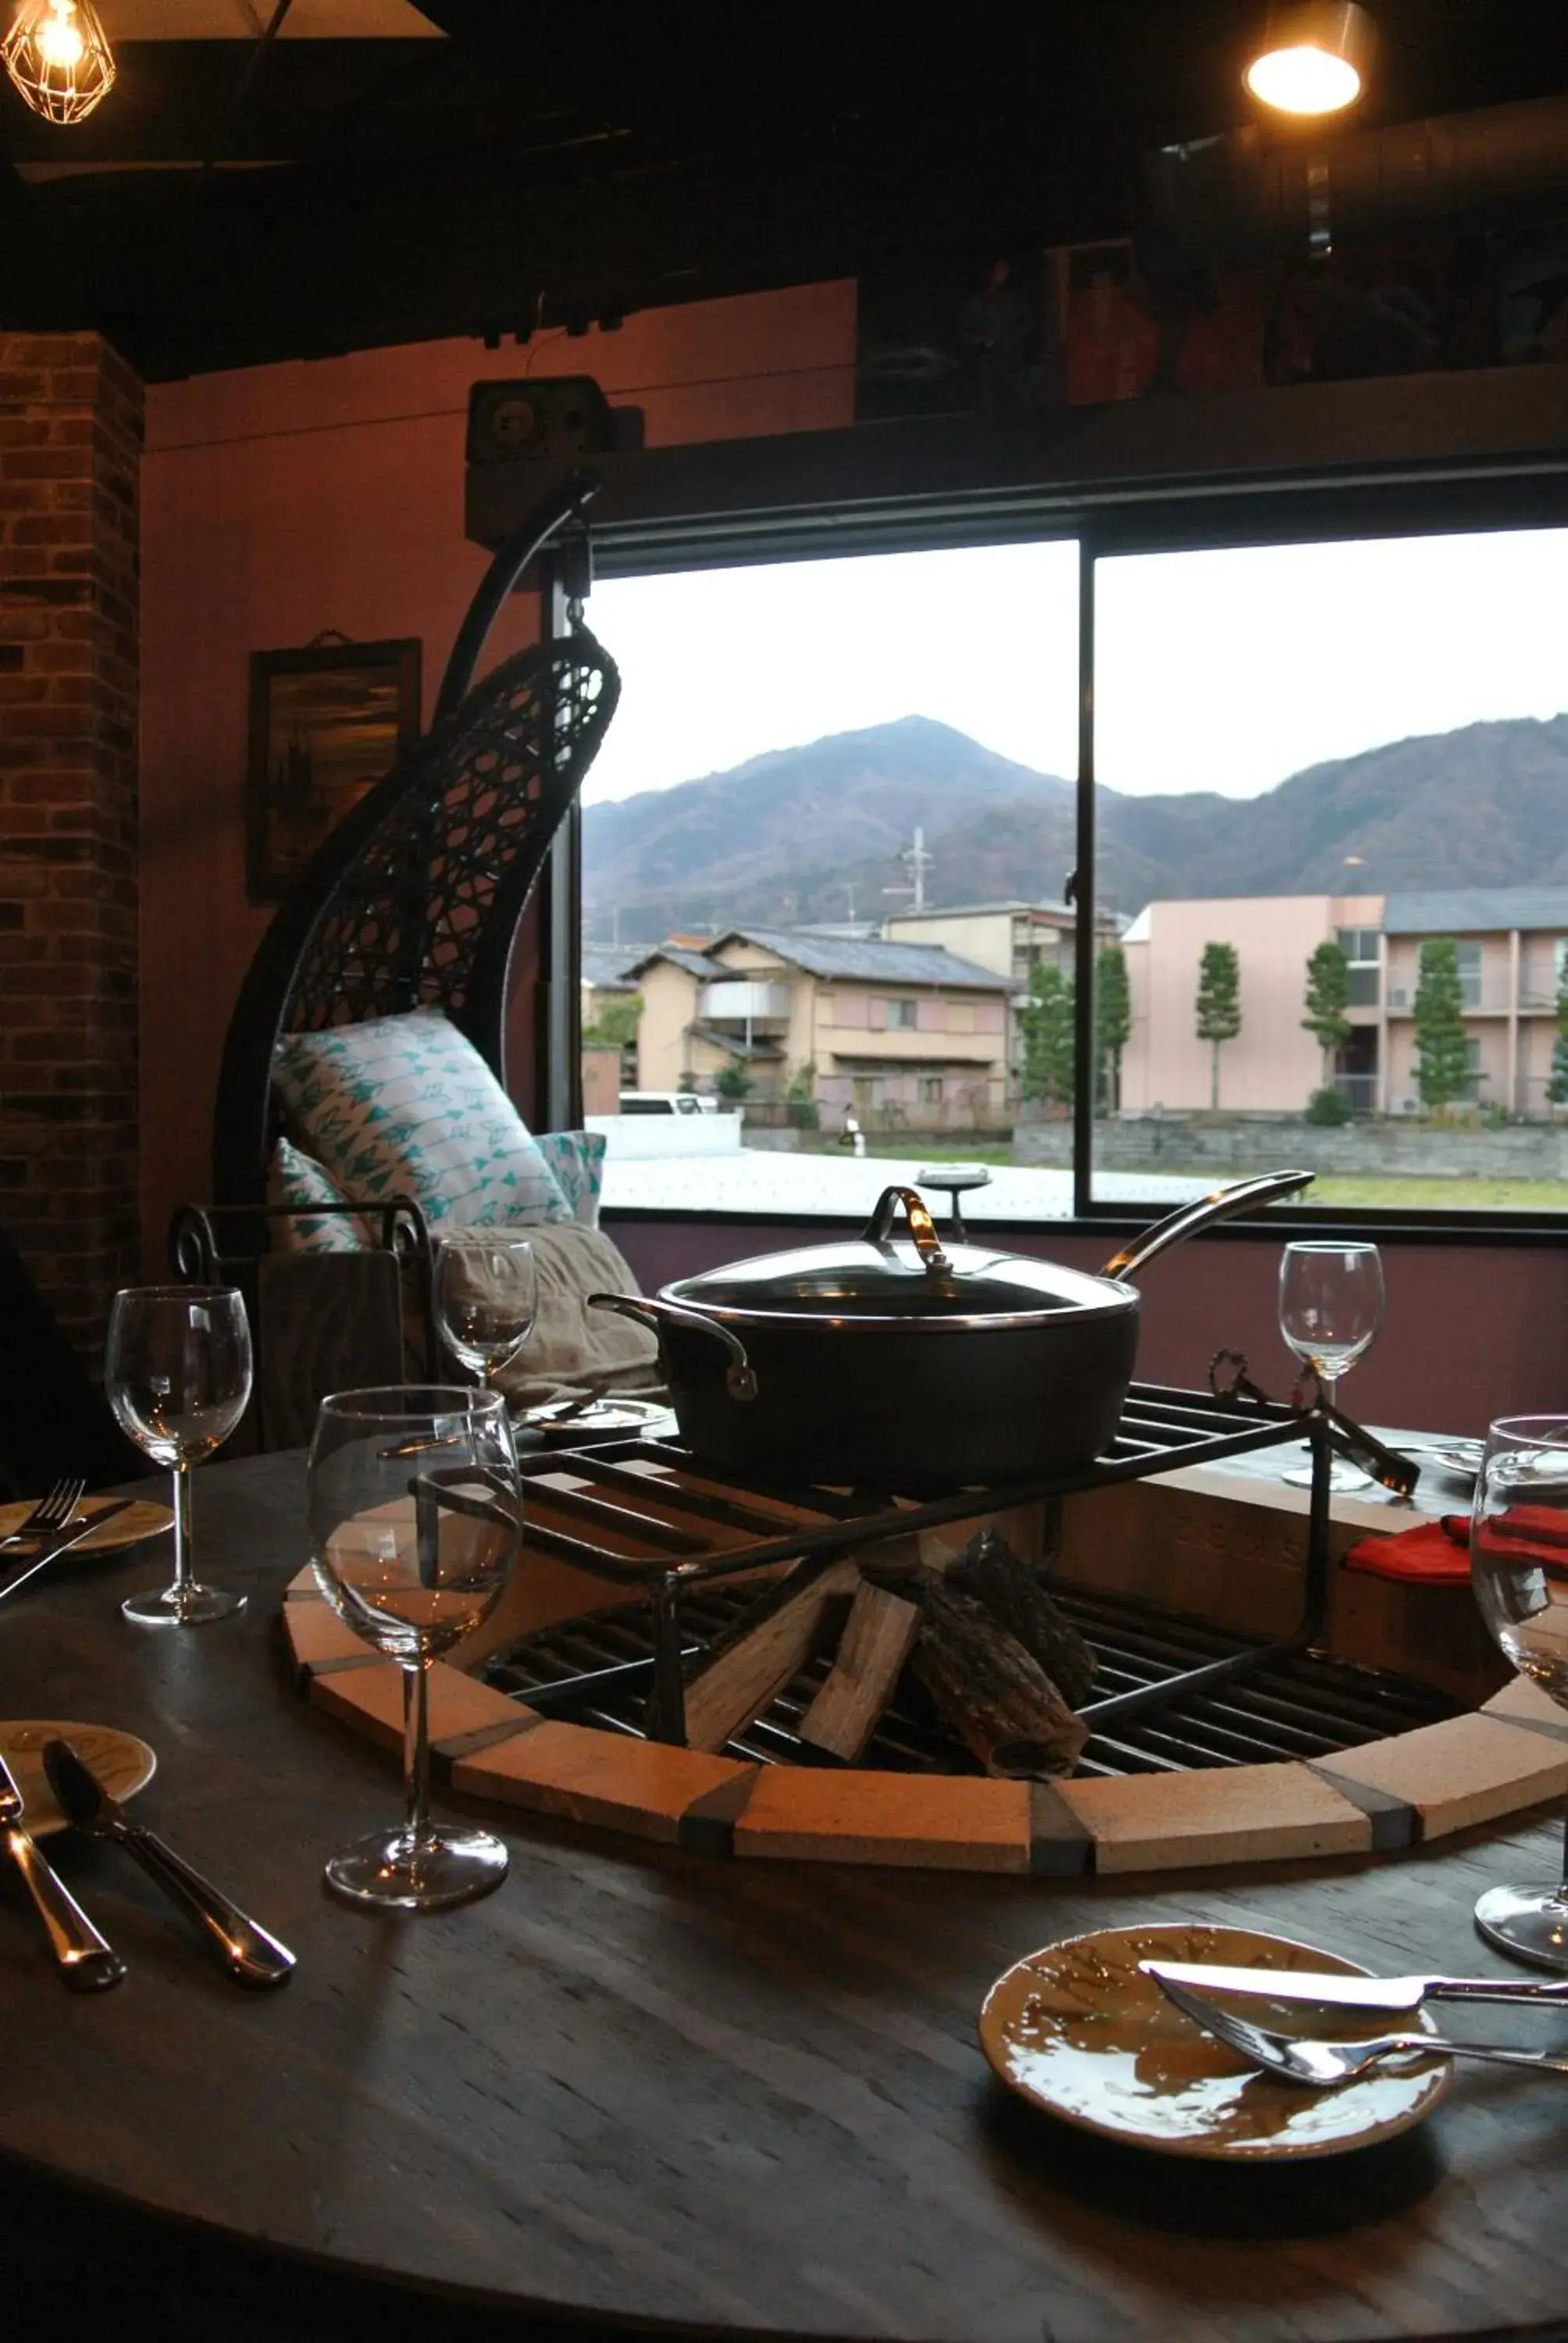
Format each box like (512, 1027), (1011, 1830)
(1014, 1116), (1568, 1178)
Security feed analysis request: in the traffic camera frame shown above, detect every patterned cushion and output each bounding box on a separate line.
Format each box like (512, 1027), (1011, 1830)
(266, 1138), (372, 1254)
(535, 1129), (606, 1229)
(273, 1007), (573, 1232)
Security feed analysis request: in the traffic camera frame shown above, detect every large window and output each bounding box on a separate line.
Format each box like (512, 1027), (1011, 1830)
(1091, 526), (1568, 1220)
(577, 512), (1568, 1229)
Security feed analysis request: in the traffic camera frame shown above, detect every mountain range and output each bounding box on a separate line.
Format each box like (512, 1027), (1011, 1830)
(581, 711), (1568, 950)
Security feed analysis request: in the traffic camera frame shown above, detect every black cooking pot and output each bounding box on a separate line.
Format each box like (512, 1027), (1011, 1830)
(590, 1170), (1310, 1492)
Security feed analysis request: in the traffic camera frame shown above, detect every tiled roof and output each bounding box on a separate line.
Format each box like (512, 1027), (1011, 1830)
(582, 947), (641, 990)
(625, 943), (724, 979)
(716, 927), (1007, 990)
(1382, 888), (1568, 936)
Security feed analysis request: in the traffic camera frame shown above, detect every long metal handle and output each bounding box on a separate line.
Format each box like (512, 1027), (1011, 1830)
(1426, 1975), (1568, 2006)
(3, 1824), (125, 1992)
(587, 1292), (757, 1400)
(1408, 2036), (1568, 2074)
(1099, 1169), (1314, 1282)
(120, 1823), (294, 1988)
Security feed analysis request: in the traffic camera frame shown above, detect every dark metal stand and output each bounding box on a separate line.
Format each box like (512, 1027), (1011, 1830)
(509, 1378), (1359, 1751)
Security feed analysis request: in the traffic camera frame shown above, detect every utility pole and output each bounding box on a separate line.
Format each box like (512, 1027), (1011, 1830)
(845, 881), (858, 923)
(883, 827), (933, 915)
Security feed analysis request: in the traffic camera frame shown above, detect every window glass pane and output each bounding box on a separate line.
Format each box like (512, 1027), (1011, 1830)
(581, 541), (1079, 1218)
(1093, 527), (1568, 1214)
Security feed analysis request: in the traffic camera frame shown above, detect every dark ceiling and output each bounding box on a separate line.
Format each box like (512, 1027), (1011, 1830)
(5, 0), (1568, 380)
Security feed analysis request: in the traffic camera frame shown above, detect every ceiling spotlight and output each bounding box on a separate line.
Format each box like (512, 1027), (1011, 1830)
(1245, 2), (1376, 118)
(2, 0), (115, 125)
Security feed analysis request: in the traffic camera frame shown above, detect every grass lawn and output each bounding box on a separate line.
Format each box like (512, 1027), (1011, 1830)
(1295, 1174), (1568, 1212)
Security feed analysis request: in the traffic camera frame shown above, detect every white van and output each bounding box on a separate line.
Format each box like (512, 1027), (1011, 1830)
(617, 1091), (718, 1116)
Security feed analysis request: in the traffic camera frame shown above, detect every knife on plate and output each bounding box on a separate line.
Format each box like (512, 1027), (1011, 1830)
(1141, 1958), (1568, 2012)
(0, 1498), (134, 1608)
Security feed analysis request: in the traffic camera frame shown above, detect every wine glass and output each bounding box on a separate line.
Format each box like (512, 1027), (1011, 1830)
(1278, 1240), (1384, 1492)
(308, 1385), (521, 1912)
(1470, 1415), (1568, 1970)
(105, 1285), (253, 1627)
(432, 1235), (538, 1390)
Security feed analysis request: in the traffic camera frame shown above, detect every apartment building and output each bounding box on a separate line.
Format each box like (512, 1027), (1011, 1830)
(625, 927), (1011, 1128)
(882, 899), (1121, 1090)
(1118, 886), (1568, 1115)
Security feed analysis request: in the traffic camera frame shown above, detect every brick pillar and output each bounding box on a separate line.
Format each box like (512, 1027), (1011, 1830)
(0, 333), (141, 1370)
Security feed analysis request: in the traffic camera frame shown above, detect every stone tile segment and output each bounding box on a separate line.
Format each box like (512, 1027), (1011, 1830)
(1054, 1761), (1372, 1873)
(454, 1721), (754, 1846)
(1313, 1713), (1568, 1841)
(732, 1767), (1032, 1870)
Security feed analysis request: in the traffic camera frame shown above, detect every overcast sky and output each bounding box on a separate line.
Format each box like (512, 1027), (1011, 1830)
(583, 526), (1568, 806)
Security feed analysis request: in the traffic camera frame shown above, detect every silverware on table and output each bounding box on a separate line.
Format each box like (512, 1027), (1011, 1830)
(0, 1751), (125, 1992)
(42, 1737), (294, 1989)
(0, 1499), (134, 1609)
(0, 1476), (86, 1553)
(1140, 1957), (1568, 2013)
(1155, 1975), (1568, 2088)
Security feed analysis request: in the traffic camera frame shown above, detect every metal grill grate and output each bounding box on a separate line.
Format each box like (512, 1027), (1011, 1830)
(483, 1581), (1459, 1778)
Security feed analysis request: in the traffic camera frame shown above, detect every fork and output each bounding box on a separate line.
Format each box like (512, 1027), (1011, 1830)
(0, 1478), (84, 1553)
(1156, 1975), (1568, 2087)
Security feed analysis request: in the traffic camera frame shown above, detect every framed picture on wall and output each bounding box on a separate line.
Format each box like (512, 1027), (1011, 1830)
(244, 634), (421, 905)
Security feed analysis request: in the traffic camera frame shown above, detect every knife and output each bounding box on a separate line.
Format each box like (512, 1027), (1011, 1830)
(0, 1498), (134, 1608)
(0, 1752), (125, 1992)
(1142, 1957), (1568, 2013)
(42, 1738), (295, 1990)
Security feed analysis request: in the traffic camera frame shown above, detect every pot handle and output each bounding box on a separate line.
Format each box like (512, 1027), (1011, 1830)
(586, 1292), (758, 1402)
(1098, 1168), (1313, 1282)
(862, 1186), (953, 1275)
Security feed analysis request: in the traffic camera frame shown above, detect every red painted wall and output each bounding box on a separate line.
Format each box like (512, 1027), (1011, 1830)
(138, 283), (857, 1268)
(607, 1214), (1568, 1437)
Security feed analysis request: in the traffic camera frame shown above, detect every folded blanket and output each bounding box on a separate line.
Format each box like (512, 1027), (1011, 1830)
(479, 1222), (663, 1407)
(1345, 1504), (1568, 1584)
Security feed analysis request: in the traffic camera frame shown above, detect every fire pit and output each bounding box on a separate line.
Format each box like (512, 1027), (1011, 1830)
(285, 1381), (1567, 1874)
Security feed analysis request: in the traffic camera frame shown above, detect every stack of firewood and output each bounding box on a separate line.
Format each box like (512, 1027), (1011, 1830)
(672, 1528), (1096, 1777)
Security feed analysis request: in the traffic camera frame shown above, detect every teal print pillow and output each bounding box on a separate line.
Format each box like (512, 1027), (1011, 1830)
(266, 1137), (372, 1254)
(273, 1008), (573, 1232)
(535, 1129), (606, 1228)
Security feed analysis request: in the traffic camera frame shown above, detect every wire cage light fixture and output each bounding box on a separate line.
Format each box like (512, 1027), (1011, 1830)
(2, 0), (116, 125)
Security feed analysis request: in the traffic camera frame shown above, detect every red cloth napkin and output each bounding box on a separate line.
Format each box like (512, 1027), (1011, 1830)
(1344, 1516), (1470, 1584)
(1345, 1504), (1568, 1584)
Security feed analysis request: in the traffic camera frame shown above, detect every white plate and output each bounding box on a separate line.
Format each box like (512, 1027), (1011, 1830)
(0, 1720), (156, 1838)
(979, 1921), (1449, 2160)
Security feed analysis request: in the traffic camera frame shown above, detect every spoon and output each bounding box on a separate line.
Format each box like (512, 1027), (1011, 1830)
(1156, 1976), (1568, 2087)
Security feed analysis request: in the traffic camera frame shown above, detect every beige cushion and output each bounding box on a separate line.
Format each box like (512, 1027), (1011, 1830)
(476, 1223), (662, 1407)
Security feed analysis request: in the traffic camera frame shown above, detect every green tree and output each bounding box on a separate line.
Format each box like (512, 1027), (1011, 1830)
(714, 1063), (753, 1103)
(1095, 943), (1131, 1113)
(1195, 941), (1242, 1110)
(583, 991), (642, 1053)
(1548, 979), (1568, 1110)
(1019, 961), (1075, 1107)
(786, 1058), (819, 1129)
(1413, 937), (1472, 1113)
(1301, 941), (1352, 1086)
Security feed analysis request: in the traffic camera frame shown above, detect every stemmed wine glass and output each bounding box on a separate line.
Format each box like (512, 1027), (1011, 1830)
(1470, 1416), (1568, 1970)
(1278, 1240), (1385, 1492)
(308, 1385), (521, 1912)
(431, 1235), (538, 1391)
(105, 1285), (253, 1627)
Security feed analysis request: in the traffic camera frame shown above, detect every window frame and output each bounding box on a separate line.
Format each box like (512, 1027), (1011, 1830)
(579, 460), (1568, 1248)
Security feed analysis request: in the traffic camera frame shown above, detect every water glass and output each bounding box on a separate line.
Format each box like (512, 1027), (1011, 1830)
(308, 1385), (521, 1912)
(1278, 1239), (1384, 1491)
(105, 1285), (253, 1626)
(432, 1235), (538, 1389)
(1470, 1415), (1568, 1969)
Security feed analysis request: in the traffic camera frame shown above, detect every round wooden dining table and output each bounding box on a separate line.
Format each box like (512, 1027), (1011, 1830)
(2, 1449), (1566, 2343)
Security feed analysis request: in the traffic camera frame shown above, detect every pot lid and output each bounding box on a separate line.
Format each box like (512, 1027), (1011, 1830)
(664, 1187), (1136, 1325)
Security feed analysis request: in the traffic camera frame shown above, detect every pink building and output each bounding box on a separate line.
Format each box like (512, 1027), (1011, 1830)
(1120, 887), (1568, 1116)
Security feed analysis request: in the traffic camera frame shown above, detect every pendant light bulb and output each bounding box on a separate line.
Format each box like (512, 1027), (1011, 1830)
(1244, 2), (1376, 118)
(2, 0), (116, 124)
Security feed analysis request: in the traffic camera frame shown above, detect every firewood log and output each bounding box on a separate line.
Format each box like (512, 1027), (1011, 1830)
(796, 1578), (923, 1760)
(677, 1553), (861, 1753)
(911, 1579), (1089, 1778)
(945, 1528), (1097, 1708)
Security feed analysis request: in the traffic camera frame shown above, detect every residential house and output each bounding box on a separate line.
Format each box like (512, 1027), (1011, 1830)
(1117, 886), (1568, 1116)
(625, 928), (1012, 1129)
(882, 900), (1121, 1095)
